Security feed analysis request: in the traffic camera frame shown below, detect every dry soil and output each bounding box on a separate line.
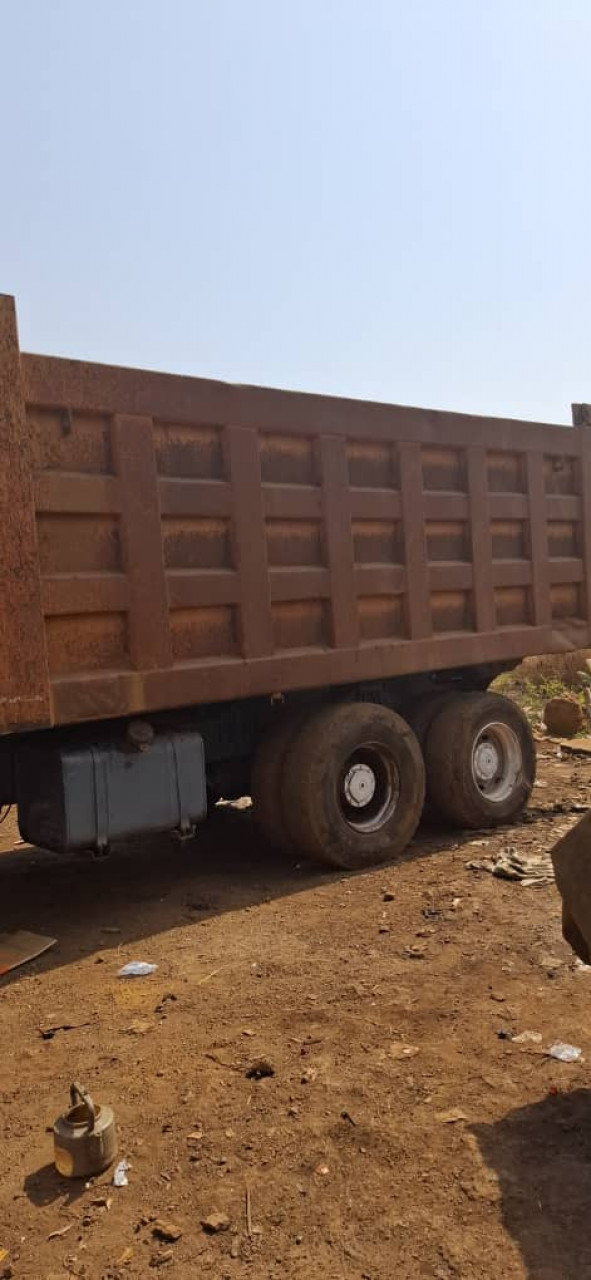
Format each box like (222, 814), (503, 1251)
(1, 742), (591, 1280)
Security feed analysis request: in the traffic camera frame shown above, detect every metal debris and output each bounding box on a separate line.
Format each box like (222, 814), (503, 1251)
(0, 931), (56, 977)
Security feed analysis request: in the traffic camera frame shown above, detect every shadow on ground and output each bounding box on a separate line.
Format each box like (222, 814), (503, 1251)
(0, 803), (473, 987)
(474, 1088), (591, 1280)
(23, 1162), (88, 1209)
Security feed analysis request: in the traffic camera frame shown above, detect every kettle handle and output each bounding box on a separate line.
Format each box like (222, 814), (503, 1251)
(70, 1082), (96, 1131)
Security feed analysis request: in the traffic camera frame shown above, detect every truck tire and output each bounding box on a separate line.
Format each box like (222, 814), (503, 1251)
(251, 712), (307, 853)
(404, 690), (459, 748)
(281, 702), (425, 870)
(423, 691), (535, 828)
(404, 690), (460, 822)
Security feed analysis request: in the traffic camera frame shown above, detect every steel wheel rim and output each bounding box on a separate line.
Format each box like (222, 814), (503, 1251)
(471, 721), (522, 803)
(339, 742), (400, 832)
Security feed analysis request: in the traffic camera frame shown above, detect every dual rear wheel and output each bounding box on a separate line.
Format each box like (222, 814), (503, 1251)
(252, 691), (535, 870)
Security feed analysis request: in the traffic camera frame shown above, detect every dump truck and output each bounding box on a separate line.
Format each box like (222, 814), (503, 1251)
(2, 293), (591, 869)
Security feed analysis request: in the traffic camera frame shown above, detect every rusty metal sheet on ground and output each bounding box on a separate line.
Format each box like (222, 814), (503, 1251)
(553, 736), (591, 755)
(0, 930), (56, 977)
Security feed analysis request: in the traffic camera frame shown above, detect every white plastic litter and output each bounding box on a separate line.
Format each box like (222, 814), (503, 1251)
(548, 1042), (582, 1063)
(118, 962), (158, 978)
(112, 1159), (130, 1187)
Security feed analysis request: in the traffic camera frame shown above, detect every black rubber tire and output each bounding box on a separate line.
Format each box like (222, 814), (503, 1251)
(404, 690), (461, 823)
(281, 702), (425, 870)
(404, 690), (460, 749)
(251, 712), (308, 853)
(423, 691), (535, 829)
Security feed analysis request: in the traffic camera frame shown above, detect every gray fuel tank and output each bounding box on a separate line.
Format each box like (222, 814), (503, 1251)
(16, 730), (207, 852)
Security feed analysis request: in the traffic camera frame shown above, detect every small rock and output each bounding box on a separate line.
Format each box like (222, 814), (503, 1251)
(544, 695), (584, 737)
(150, 1251), (174, 1269)
(435, 1108), (467, 1124)
(461, 1173), (501, 1203)
(202, 1212), (230, 1234)
(288, 1104), (299, 1117)
(154, 992), (177, 1014)
(245, 1059), (275, 1080)
(389, 1042), (420, 1060)
(152, 1220), (182, 1243)
(117, 1247), (134, 1266)
(90, 1194), (112, 1209)
(378, 925), (390, 935)
(301, 1067), (318, 1084)
(383, 891), (395, 902)
(230, 1237), (240, 1258)
(126, 1018), (153, 1035)
(295, 1234), (303, 1245)
(314, 1163), (330, 1176)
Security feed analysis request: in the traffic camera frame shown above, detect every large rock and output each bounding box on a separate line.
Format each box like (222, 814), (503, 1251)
(543, 695), (584, 737)
(551, 811), (591, 963)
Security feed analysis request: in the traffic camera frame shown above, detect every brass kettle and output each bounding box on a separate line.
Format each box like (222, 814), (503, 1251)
(53, 1083), (117, 1179)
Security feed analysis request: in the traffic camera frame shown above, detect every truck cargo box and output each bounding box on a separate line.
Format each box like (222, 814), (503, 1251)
(1, 293), (590, 737)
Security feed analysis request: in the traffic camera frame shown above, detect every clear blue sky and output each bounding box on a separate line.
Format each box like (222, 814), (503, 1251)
(2, 0), (589, 424)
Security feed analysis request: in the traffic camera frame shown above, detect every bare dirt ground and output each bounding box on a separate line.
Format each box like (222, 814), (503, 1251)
(2, 743), (591, 1280)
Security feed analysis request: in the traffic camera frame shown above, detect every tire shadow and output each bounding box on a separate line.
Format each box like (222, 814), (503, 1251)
(473, 1088), (591, 1280)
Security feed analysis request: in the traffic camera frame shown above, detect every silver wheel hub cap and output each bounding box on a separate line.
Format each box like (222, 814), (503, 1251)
(470, 721), (522, 803)
(473, 740), (500, 783)
(343, 762), (376, 809)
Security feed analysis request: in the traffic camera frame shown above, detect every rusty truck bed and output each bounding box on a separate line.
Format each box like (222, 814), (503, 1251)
(2, 293), (590, 735)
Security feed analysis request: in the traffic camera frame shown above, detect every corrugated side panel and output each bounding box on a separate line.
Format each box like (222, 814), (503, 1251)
(5, 319), (589, 728)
